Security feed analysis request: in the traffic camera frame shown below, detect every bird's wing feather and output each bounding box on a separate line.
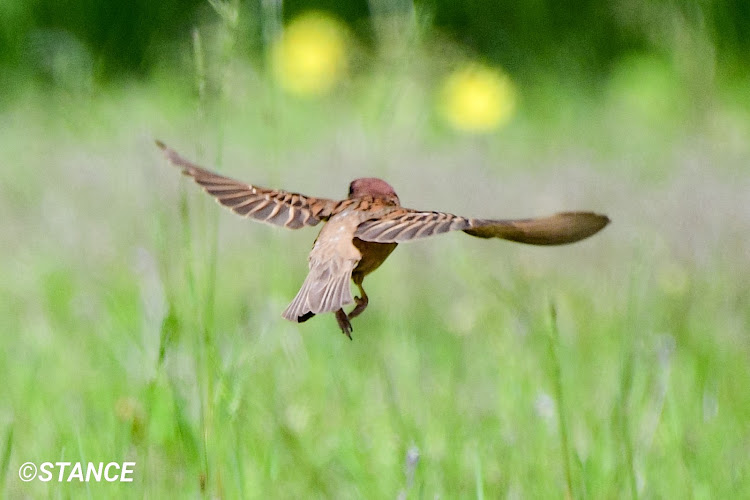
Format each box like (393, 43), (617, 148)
(355, 209), (471, 242)
(157, 141), (341, 229)
(355, 209), (609, 245)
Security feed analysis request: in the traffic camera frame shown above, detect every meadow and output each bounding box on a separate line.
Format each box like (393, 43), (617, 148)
(2, 11), (750, 498)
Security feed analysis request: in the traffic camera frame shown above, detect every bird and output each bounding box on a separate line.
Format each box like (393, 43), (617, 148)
(157, 141), (610, 339)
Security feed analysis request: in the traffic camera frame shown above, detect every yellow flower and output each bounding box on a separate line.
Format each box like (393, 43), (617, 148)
(271, 12), (348, 96)
(439, 64), (517, 132)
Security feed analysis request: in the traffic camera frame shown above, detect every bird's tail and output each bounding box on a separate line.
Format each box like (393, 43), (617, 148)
(282, 266), (354, 323)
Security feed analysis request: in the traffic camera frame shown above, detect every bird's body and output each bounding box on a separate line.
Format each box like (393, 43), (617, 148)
(282, 207), (368, 333)
(158, 141), (610, 339)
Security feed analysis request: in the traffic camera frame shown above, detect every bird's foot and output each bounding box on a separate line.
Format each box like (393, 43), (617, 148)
(348, 294), (369, 320)
(335, 309), (353, 340)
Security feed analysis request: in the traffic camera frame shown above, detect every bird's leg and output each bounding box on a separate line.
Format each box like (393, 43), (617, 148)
(335, 309), (353, 340)
(348, 281), (369, 320)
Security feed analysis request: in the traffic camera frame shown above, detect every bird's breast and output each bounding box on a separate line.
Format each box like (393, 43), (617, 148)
(352, 238), (397, 277)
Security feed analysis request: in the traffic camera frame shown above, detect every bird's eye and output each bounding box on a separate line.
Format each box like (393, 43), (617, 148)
(348, 184), (354, 196)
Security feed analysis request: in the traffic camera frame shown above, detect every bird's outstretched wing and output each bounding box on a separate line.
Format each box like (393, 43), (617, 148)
(355, 209), (609, 245)
(157, 141), (341, 229)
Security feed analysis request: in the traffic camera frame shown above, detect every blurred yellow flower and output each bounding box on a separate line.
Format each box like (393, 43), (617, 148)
(271, 12), (348, 96)
(439, 64), (517, 132)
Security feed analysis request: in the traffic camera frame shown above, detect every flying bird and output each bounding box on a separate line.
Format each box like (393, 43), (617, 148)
(157, 141), (609, 339)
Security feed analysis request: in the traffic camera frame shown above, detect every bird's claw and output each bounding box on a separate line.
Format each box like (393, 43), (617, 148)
(335, 309), (353, 340)
(348, 294), (369, 320)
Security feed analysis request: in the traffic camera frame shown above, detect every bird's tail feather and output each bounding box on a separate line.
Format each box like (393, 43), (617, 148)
(282, 267), (354, 323)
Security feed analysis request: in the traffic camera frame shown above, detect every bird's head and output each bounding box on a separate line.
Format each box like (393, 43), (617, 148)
(348, 178), (400, 205)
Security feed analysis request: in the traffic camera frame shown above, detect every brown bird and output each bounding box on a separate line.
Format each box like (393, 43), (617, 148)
(157, 141), (610, 339)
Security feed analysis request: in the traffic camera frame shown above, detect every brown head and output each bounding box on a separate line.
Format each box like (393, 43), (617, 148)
(348, 178), (400, 205)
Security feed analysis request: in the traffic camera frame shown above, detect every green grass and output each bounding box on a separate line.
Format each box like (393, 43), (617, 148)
(2, 52), (750, 498)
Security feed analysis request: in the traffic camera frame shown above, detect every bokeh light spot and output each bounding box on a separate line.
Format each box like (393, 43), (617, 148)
(272, 12), (348, 96)
(439, 64), (517, 133)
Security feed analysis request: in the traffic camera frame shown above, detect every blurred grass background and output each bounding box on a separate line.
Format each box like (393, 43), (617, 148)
(1, 0), (749, 497)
